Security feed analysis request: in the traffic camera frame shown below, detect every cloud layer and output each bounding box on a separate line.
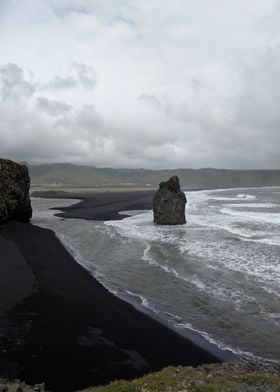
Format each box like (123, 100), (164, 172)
(1, 0), (280, 168)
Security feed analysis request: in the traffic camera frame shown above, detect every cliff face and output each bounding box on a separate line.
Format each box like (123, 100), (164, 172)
(153, 176), (186, 225)
(0, 158), (32, 224)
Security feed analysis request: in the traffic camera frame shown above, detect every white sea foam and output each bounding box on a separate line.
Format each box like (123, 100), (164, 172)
(236, 193), (256, 199)
(240, 236), (280, 247)
(225, 203), (277, 209)
(106, 188), (280, 300)
(142, 245), (257, 308)
(221, 207), (280, 224)
(124, 289), (162, 315)
(188, 216), (258, 238)
(174, 320), (270, 363)
(122, 288), (250, 359)
(105, 211), (185, 245)
(179, 237), (280, 301)
(210, 196), (243, 201)
(51, 226), (280, 364)
(56, 230), (243, 355)
(123, 285), (265, 361)
(207, 191), (256, 202)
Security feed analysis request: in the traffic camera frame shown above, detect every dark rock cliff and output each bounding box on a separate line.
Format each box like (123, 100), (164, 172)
(0, 158), (32, 224)
(153, 175), (186, 225)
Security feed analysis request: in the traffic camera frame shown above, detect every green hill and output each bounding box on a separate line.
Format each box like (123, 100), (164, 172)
(29, 163), (280, 189)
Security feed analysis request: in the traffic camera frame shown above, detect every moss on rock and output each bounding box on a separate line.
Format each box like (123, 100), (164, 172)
(0, 158), (32, 224)
(0, 378), (46, 391)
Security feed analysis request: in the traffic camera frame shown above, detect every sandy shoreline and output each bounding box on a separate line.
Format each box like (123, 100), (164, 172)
(53, 190), (155, 221)
(0, 191), (235, 391)
(32, 187), (208, 220)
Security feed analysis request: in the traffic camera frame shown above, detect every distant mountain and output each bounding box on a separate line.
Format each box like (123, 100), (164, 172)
(29, 163), (280, 189)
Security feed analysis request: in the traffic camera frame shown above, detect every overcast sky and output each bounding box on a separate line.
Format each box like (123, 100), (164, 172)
(1, 0), (280, 169)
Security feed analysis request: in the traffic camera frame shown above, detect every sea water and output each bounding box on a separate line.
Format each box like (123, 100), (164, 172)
(31, 187), (280, 363)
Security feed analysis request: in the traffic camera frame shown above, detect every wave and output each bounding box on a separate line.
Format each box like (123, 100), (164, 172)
(125, 289), (280, 366)
(220, 207), (280, 224)
(54, 231), (111, 284)
(236, 193), (256, 199)
(225, 203), (277, 209)
(105, 211), (186, 246)
(239, 236), (280, 247)
(48, 231), (244, 361)
(179, 236), (280, 298)
(121, 285), (279, 366)
(210, 196), (244, 201)
(142, 245), (257, 308)
(209, 195), (255, 202)
(121, 288), (244, 359)
(33, 191), (280, 367)
(189, 216), (258, 238)
(55, 229), (280, 366)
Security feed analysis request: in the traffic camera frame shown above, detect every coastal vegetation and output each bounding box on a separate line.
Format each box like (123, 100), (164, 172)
(82, 362), (280, 392)
(0, 362), (279, 391)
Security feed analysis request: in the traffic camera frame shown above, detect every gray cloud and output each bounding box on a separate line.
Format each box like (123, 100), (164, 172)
(46, 63), (96, 91)
(137, 93), (161, 108)
(0, 1), (280, 169)
(72, 63), (96, 89)
(0, 63), (36, 102)
(37, 96), (72, 116)
(49, 75), (77, 90)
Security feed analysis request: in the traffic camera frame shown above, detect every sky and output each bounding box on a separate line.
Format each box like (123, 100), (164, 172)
(1, 0), (280, 169)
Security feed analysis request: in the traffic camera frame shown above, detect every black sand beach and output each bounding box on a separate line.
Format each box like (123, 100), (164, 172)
(0, 191), (233, 391)
(53, 190), (155, 221)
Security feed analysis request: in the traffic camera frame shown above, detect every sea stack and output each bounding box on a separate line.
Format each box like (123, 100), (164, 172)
(153, 175), (186, 225)
(0, 158), (32, 224)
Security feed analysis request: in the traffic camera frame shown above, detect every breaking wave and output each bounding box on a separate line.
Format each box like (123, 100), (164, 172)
(32, 188), (280, 364)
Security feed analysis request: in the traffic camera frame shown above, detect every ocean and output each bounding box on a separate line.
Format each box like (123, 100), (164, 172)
(31, 186), (280, 364)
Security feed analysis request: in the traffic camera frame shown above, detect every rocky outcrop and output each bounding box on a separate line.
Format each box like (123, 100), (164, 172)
(0, 158), (32, 224)
(153, 176), (186, 225)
